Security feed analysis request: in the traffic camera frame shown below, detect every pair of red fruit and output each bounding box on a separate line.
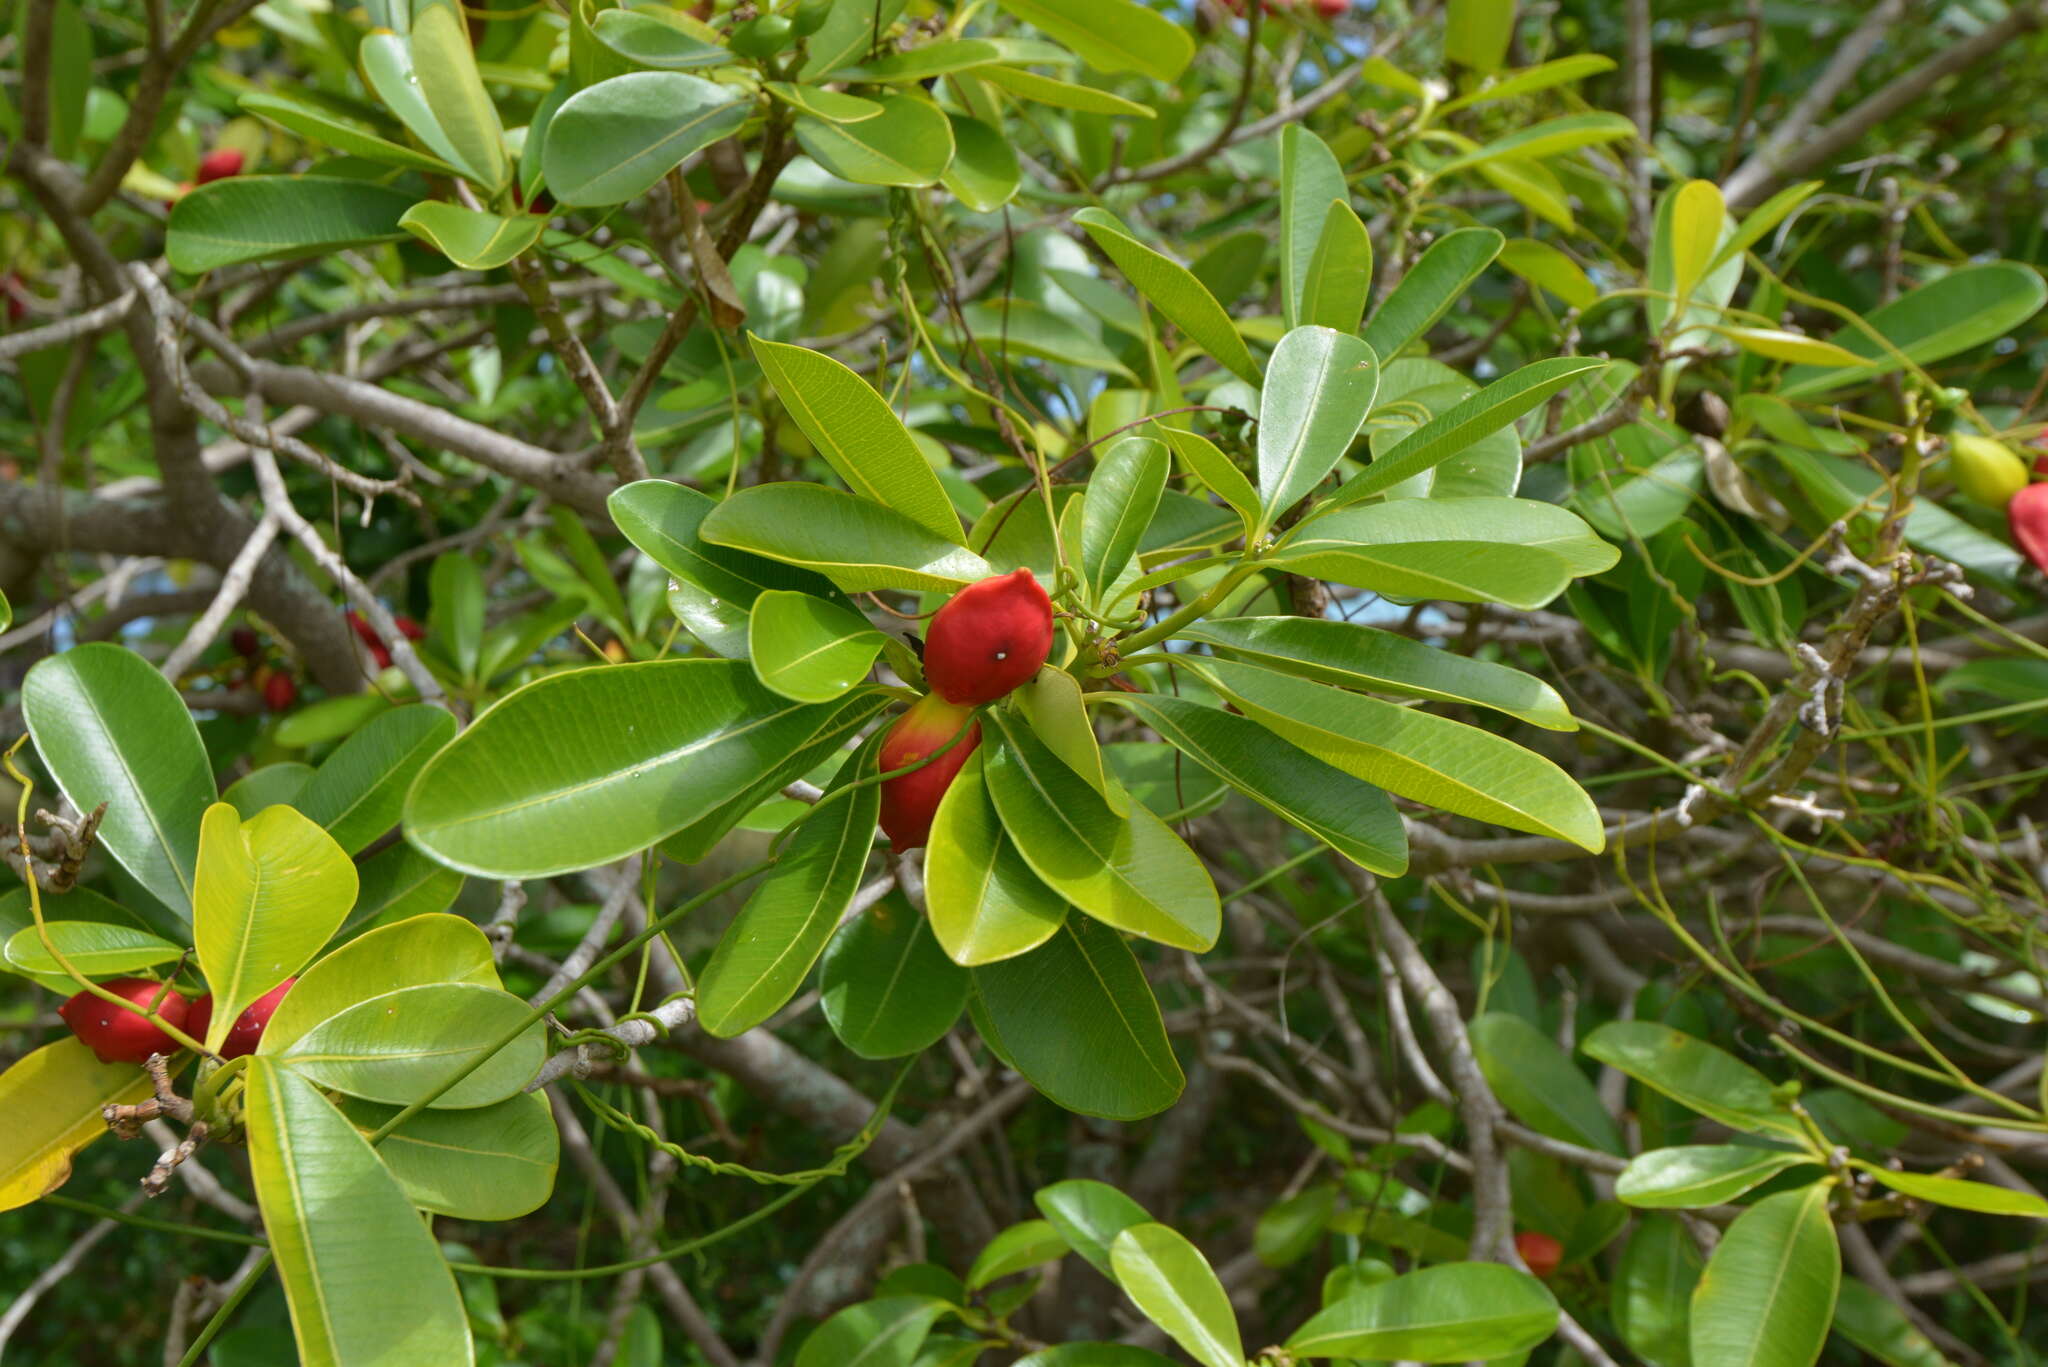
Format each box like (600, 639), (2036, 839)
(347, 608), (425, 672)
(877, 569), (1054, 851)
(58, 976), (295, 1065)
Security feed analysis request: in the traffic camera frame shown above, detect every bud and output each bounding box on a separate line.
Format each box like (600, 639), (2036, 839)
(1950, 434), (2029, 508)
(878, 693), (981, 852)
(196, 148), (245, 185)
(60, 978), (190, 1064)
(922, 569), (1054, 706)
(188, 978), (296, 1058)
(2011, 482), (2048, 575)
(1514, 1230), (1563, 1280)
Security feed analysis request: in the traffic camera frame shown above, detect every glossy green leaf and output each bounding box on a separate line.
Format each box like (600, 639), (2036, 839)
(1014, 667), (1123, 813)
(1034, 1179), (1152, 1277)
(590, 9), (730, 68)
(1779, 263), (2048, 397)
(1444, 0), (1513, 72)
(968, 1219), (1070, 1289)
(836, 38), (1004, 81)
(0, 887), (157, 994)
(1279, 125), (1348, 330)
(360, 29), (482, 175)
(1690, 1185), (1839, 1367)
(1160, 426), (1257, 535)
(1100, 693), (1406, 875)
(978, 65), (1155, 117)
(410, 0), (508, 191)
(244, 1059), (474, 1367)
(240, 92), (456, 174)
(610, 478), (837, 606)
(926, 752), (1068, 966)
(994, 0), (1192, 81)
(1178, 617), (1572, 730)
(1709, 180), (1821, 273)
(1667, 180), (1725, 310)
(795, 1297), (951, 1367)
(1080, 436), (1168, 605)
(167, 175), (414, 272)
(766, 81), (885, 122)
(400, 201), (542, 270)
(1302, 200), (1373, 334)
(1438, 112), (1635, 175)
(282, 981), (543, 1108)
(1441, 53), (1617, 110)
(957, 300), (1136, 378)
(264, 913), (500, 1055)
(1326, 357), (1610, 508)
(223, 762), (313, 820)
(1016, 1347), (1175, 1367)
(1831, 1279), (1953, 1367)
(1612, 1215), (1701, 1367)
(747, 590), (885, 703)
(972, 916), (1182, 1120)
(700, 483), (992, 594)
(1361, 228), (1503, 362)
(3, 920), (182, 980)
(298, 705), (456, 855)
(1109, 1224), (1244, 1367)
(1287, 1261), (1559, 1359)
(1618, 1145), (1818, 1209)
(1859, 1164), (2048, 1217)
(697, 740), (879, 1036)
(1256, 326), (1379, 534)
(1469, 1012), (1624, 1154)
(341, 1091), (558, 1219)
(1270, 498), (1616, 609)
(1582, 1021), (1805, 1139)
(1073, 209), (1260, 386)
(751, 337), (961, 540)
(542, 72), (750, 207)
(194, 803), (357, 1052)
(342, 842), (464, 937)
(795, 95), (954, 188)
(1199, 659), (1604, 851)
(23, 644), (213, 922)
(984, 711), (1218, 951)
(1497, 238), (1598, 310)
(820, 891), (969, 1059)
(0, 1037), (154, 1212)
(406, 659), (865, 877)
(942, 112), (1020, 210)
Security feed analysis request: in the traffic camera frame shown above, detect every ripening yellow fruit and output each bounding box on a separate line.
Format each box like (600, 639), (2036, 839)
(1950, 434), (2030, 508)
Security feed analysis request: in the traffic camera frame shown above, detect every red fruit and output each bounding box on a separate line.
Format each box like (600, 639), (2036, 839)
(187, 978), (295, 1058)
(1515, 1231), (1563, 1280)
(347, 610), (394, 669)
(59, 978), (191, 1064)
(1, 272), (25, 324)
(394, 614), (426, 641)
(1312, 0), (1345, 17)
(263, 670), (297, 711)
(921, 569), (1054, 706)
(878, 693), (982, 852)
(2012, 482), (2048, 575)
(196, 148), (245, 184)
(230, 626), (260, 658)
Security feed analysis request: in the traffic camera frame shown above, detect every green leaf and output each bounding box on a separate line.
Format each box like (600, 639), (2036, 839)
(1256, 326), (1379, 534)
(957, 300), (1137, 378)
(240, 92), (456, 174)
(3, 920), (182, 981)
(926, 752), (1068, 966)
(1709, 180), (1821, 274)
(748, 590), (885, 703)
(795, 1297), (951, 1367)
(696, 739), (880, 1036)
(1081, 437), (1168, 606)
(1831, 1279), (1953, 1367)
(1716, 327), (1864, 367)
(994, 0), (1193, 82)
(797, 0), (909, 77)
(281, 981), (544, 1108)
(264, 912), (501, 1055)
(1361, 228), (1503, 362)
(1326, 357), (1610, 509)
(1666, 180), (1725, 310)
(1438, 112), (1636, 176)
(590, 9), (730, 68)
(1160, 426), (1257, 536)
(1014, 668), (1124, 813)
(405, 659), (871, 877)
(1618, 1145), (1818, 1209)
(1497, 238), (1598, 310)
(972, 916), (1183, 1120)
(342, 842), (464, 937)
(1034, 1179), (1152, 1277)
(1779, 263), (2048, 397)
(795, 95), (955, 188)
(1302, 200), (1373, 334)
(1613, 1214), (1702, 1367)
(1858, 1164), (2048, 1217)
(360, 29), (480, 177)
(23, 643), (213, 922)
(1270, 498), (1616, 609)
(942, 113), (1020, 211)
(1198, 659), (1604, 851)
(224, 762), (313, 819)
(1109, 1224), (1244, 1367)
(298, 705), (456, 855)
(700, 483), (993, 593)
(430, 553), (486, 684)
(1073, 209), (1260, 387)
(410, 0), (508, 191)
(194, 803), (357, 1053)
(1440, 53), (1617, 110)
(1099, 693), (1407, 876)
(244, 1059), (474, 1367)
(1016, 1347), (1176, 1367)
(167, 176), (414, 272)
(766, 81), (885, 122)
(1581, 1021), (1806, 1139)
(1690, 1185), (1840, 1367)
(1286, 1261), (1559, 1360)
(609, 478), (837, 606)
(400, 201), (542, 270)
(542, 72), (750, 207)
(0, 1037), (153, 1212)
(820, 892), (970, 1059)
(1178, 617), (1573, 731)
(968, 1219), (1070, 1289)
(1469, 1012), (1624, 1155)
(984, 711), (1218, 951)
(339, 1091), (558, 1219)
(751, 336), (961, 541)
(835, 38), (1005, 81)
(978, 65), (1155, 117)
(1444, 0), (1514, 72)
(1255, 1184), (1338, 1268)
(1279, 125), (1348, 331)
